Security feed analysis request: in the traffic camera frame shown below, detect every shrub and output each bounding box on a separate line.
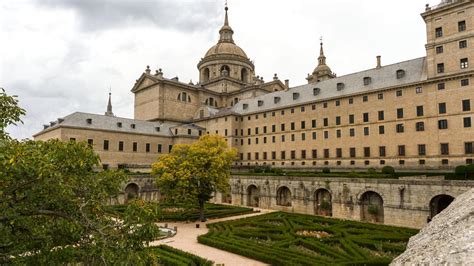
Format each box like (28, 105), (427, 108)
(454, 165), (467, 176)
(348, 171), (360, 178)
(252, 166), (263, 173)
(367, 168), (377, 174)
(273, 168), (284, 175)
(262, 165), (272, 173)
(322, 167), (330, 174)
(466, 164), (474, 179)
(381, 166), (395, 175)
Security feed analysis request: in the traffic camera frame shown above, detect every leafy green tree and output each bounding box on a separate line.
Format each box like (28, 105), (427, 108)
(0, 88), (26, 140)
(152, 135), (237, 222)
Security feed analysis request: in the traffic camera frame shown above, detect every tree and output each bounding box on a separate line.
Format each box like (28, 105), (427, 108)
(0, 88), (26, 140)
(152, 135), (237, 222)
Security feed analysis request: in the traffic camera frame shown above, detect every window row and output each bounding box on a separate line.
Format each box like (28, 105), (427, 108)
(80, 138), (172, 153)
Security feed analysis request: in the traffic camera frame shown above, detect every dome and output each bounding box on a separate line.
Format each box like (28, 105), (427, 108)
(204, 42), (248, 58)
(313, 64), (332, 74)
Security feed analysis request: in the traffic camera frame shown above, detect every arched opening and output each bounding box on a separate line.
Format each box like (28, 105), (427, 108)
(314, 189), (332, 216)
(247, 185), (259, 207)
(220, 65), (230, 77)
(125, 183), (139, 202)
(221, 185), (232, 204)
(203, 68), (210, 82)
(205, 97), (217, 107)
(276, 186), (292, 206)
(241, 68), (248, 82)
(360, 191), (384, 223)
(429, 194), (454, 220)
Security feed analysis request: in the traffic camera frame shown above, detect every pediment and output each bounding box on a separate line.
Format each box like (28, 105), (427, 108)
(131, 73), (161, 93)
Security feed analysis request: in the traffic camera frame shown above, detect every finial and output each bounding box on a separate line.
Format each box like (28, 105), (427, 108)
(320, 36), (323, 45)
(105, 89), (114, 116)
(224, 0), (229, 25)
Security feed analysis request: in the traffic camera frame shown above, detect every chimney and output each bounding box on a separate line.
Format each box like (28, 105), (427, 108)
(285, 79), (289, 88)
(376, 56), (382, 69)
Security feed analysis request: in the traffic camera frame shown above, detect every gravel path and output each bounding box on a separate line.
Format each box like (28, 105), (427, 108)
(150, 208), (275, 266)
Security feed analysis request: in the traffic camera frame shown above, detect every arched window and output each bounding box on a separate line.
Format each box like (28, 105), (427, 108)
(220, 65), (230, 77)
(178, 92), (190, 102)
(314, 189), (332, 216)
(276, 186), (292, 206)
(247, 185), (259, 207)
(363, 77), (372, 86)
(241, 68), (248, 82)
(203, 68), (210, 82)
(396, 69), (406, 79)
(205, 97), (217, 107)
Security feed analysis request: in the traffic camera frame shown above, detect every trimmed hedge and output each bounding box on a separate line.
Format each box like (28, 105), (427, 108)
(198, 212), (418, 265)
(148, 245), (213, 266)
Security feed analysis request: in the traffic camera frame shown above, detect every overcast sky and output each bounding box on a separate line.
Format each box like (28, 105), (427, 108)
(1, 0), (441, 139)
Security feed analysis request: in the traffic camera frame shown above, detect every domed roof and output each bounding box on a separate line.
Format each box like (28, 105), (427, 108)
(313, 64), (331, 74)
(204, 42), (248, 58)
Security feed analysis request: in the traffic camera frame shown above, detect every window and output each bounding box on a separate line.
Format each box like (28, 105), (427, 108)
(465, 142), (473, 154)
(255, 152), (259, 160)
(364, 147), (370, 157)
(301, 121), (306, 129)
(438, 119), (448, 129)
(133, 142), (138, 152)
(103, 140), (109, 151)
(418, 144), (426, 156)
(312, 149), (317, 159)
(243, 104), (248, 109)
(293, 92), (300, 100)
(363, 95), (368, 102)
(379, 146), (386, 157)
(69, 138), (76, 142)
(290, 122), (295, 131)
(291, 134), (295, 141)
(337, 83), (345, 90)
(301, 106), (305, 112)
(118, 141), (124, 152)
(323, 118), (328, 127)
(416, 87), (423, 94)
(435, 27), (443, 37)
(363, 112), (369, 122)
(363, 127), (369, 136)
(272, 125), (276, 132)
(301, 150), (306, 159)
(323, 102), (328, 108)
(281, 123), (285, 131)
(257, 100), (264, 107)
(461, 79), (470, 86)
(399, 160), (405, 165)
(324, 131), (329, 139)
(116, 122), (122, 128)
(460, 58), (469, 69)
(272, 136), (276, 143)
(458, 20), (466, 32)
(459, 40), (467, 49)
(146, 143), (150, 153)
(263, 126), (267, 134)
(416, 122), (425, 132)
(437, 63), (444, 73)
(464, 117), (472, 128)
(312, 132), (317, 140)
(336, 148), (342, 158)
(378, 111), (384, 121)
(439, 103), (446, 114)
(363, 77), (371, 85)
(378, 93), (384, 100)
(348, 98), (354, 104)
(281, 135), (285, 142)
(291, 108), (295, 114)
(272, 151), (276, 160)
(437, 83), (445, 90)
(398, 145), (406, 156)
(263, 152), (267, 160)
(158, 144), (162, 153)
(349, 114), (354, 124)
(397, 108), (404, 119)
(281, 151), (286, 160)
(349, 128), (355, 137)
(463, 100), (471, 111)
(396, 123), (404, 133)
(416, 106), (424, 116)
(324, 149), (330, 158)
(312, 119), (317, 128)
(396, 90), (403, 97)
(419, 159), (426, 165)
(336, 129), (341, 138)
(350, 148), (356, 158)
(301, 133), (306, 140)
(436, 46), (444, 54)
(189, 129), (192, 135)
(313, 88), (321, 95)
(312, 104), (316, 110)
(441, 143), (449, 155)
(87, 139), (93, 146)
(379, 125), (385, 134)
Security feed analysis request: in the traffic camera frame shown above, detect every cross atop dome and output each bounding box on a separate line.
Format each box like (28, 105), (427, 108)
(219, 2), (234, 43)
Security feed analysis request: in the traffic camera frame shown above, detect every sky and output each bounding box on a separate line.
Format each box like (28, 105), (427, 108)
(0, 0), (441, 140)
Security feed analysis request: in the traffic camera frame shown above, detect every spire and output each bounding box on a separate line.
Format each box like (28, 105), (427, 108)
(318, 36), (326, 66)
(219, 2), (234, 43)
(105, 90), (114, 116)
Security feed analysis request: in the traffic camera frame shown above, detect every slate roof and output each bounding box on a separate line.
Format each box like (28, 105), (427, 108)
(229, 57), (427, 115)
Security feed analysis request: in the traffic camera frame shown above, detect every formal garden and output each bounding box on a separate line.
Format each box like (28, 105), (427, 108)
(198, 212), (419, 265)
(148, 245), (213, 266)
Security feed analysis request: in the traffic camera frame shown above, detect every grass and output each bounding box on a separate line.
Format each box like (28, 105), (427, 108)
(198, 212), (418, 265)
(148, 245), (213, 266)
(108, 203), (255, 222)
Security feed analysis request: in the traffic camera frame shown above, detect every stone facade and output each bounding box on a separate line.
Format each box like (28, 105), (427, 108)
(210, 175), (474, 229)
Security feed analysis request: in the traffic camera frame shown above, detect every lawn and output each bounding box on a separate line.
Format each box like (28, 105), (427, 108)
(148, 245), (212, 266)
(108, 202), (255, 222)
(198, 212), (418, 265)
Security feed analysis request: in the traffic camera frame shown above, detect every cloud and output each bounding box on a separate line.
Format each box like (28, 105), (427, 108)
(35, 0), (221, 32)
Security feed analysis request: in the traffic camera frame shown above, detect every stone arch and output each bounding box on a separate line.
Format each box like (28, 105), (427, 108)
(429, 194), (454, 220)
(314, 188), (332, 216)
(203, 67), (210, 82)
(125, 183), (140, 202)
(360, 191), (384, 223)
(276, 186), (292, 206)
(220, 65), (230, 77)
(247, 184), (259, 207)
(221, 185), (232, 204)
(241, 68), (248, 82)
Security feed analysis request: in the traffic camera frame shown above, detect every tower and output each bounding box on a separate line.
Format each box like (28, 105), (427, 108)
(105, 92), (114, 117)
(306, 39), (336, 84)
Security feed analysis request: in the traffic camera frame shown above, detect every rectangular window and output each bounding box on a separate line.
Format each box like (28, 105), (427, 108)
(364, 147), (370, 157)
(349, 128), (355, 137)
(312, 119), (317, 128)
(324, 131), (329, 139)
(255, 127), (259, 134)
(438, 119), (448, 129)
(379, 146), (386, 157)
(460, 58), (469, 69)
(263, 126), (267, 134)
(335, 100), (340, 106)
(418, 144), (426, 156)
(312, 132), (317, 140)
(281, 151), (286, 160)
(363, 95), (368, 102)
(336, 148), (342, 158)
(146, 143), (150, 153)
(301, 106), (305, 112)
(459, 40), (467, 49)
(291, 122), (295, 131)
(439, 103), (446, 114)
(280, 123), (285, 131)
(263, 152), (267, 160)
(397, 108), (404, 119)
(301, 133), (306, 140)
(441, 143), (449, 155)
(363, 112), (369, 122)
(133, 142), (138, 152)
(436, 46), (443, 54)
(465, 142), (474, 154)
(169, 145), (173, 152)
(349, 114), (354, 124)
(301, 150), (306, 159)
(458, 20), (466, 32)
(301, 121), (306, 129)
(349, 98), (354, 104)
(379, 125), (385, 135)
(255, 152), (259, 160)
(463, 99), (471, 111)
(437, 83), (445, 90)
(416, 87), (423, 94)
(324, 149), (330, 158)
(396, 123), (404, 133)
(378, 93), (384, 100)
(350, 148), (356, 158)
(378, 111), (384, 121)
(396, 90), (403, 97)
(398, 145), (406, 156)
(461, 79), (470, 86)
(416, 122), (425, 132)
(87, 139), (93, 146)
(363, 127), (369, 136)
(118, 141), (124, 152)
(272, 125), (276, 132)
(103, 140), (109, 151)
(248, 128), (251, 135)
(281, 135), (285, 142)
(336, 129), (341, 138)
(272, 136), (276, 143)
(323, 102), (328, 108)
(416, 106), (424, 117)
(247, 153), (251, 160)
(435, 27), (443, 37)
(158, 144), (162, 153)
(323, 118), (328, 127)
(464, 117), (472, 128)
(272, 151), (276, 160)
(291, 134), (295, 141)
(335, 116), (341, 125)
(312, 149), (317, 159)
(437, 63), (444, 73)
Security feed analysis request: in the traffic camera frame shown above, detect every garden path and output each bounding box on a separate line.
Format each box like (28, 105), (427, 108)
(150, 207), (275, 266)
